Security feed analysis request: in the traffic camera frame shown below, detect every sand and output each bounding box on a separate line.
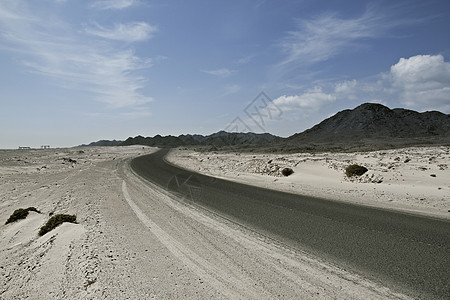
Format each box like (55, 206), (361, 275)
(167, 146), (450, 219)
(0, 145), (428, 299)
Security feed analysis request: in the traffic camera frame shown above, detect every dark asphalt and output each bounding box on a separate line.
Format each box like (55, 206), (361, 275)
(131, 148), (450, 299)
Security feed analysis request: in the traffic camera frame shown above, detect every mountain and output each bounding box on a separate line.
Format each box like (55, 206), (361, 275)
(78, 140), (123, 147)
(201, 131), (281, 147)
(81, 103), (449, 152)
(121, 131), (281, 148)
(285, 103), (450, 150)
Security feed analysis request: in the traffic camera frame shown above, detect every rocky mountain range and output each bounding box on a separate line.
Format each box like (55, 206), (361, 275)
(120, 131), (281, 148)
(81, 103), (450, 151)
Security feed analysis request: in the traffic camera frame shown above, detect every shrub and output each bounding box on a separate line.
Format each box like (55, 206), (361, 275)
(345, 164), (368, 177)
(5, 208), (29, 225)
(281, 167), (294, 176)
(26, 207), (40, 213)
(38, 214), (77, 236)
(5, 207), (41, 225)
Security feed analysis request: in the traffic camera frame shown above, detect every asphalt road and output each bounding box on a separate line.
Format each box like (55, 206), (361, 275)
(131, 148), (450, 299)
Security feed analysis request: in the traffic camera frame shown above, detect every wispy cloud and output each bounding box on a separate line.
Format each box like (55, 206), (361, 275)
(221, 84), (241, 97)
(235, 55), (254, 65)
(278, 7), (404, 68)
(90, 0), (137, 10)
(85, 22), (158, 42)
(0, 1), (153, 108)
(201, 68), (236, 78)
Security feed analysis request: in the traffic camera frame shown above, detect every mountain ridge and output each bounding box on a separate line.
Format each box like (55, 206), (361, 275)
(79, 103), (450, 151)
(288, 103), (449, 141)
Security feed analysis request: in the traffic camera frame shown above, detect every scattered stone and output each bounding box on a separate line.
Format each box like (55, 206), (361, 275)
(281, 168), (294, 176)
(345, 164), (368, 177)
(63, 158), (77, 164)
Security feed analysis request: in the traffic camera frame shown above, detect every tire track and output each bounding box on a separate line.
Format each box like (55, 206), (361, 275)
(121, 180), (268, 300)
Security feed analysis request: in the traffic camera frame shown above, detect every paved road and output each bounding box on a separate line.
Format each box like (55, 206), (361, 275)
(131, 148), (450, 299)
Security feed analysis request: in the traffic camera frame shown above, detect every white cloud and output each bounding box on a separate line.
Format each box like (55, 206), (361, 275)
(334, 80), (358, 100)
(386, 54), (450, 111)
(0, 1), (153, 108)
(90, 0), (137, 10)
(85, 22), (158, 43)
(273, 87), (336, 113)
(272, 54), (450, 119)
(201, 68), (236, 78)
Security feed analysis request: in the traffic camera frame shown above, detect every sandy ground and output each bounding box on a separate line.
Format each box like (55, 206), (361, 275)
(0, 146), (421, 299)
(167, 146), (450, 219)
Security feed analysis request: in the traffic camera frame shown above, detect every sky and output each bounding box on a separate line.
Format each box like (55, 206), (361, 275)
(1, 0), (450, 148)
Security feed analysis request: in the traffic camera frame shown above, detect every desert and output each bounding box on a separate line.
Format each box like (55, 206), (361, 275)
(2, 1), (450, 299)
(1, 145), (448, 299)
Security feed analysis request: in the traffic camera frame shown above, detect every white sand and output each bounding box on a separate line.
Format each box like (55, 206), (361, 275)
(167, 146), (450, 219)
(0, 146), (419, 299)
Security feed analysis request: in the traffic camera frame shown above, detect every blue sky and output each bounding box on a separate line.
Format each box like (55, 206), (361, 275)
(1, 0), (450, 148)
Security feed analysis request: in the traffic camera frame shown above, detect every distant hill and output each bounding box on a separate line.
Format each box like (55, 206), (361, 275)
(284, 103), (450, 151)
(121, 131), (282, 148)
(78, 140), (123, 147)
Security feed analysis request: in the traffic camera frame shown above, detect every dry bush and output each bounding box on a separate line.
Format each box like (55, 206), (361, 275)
(38, 214), (77, 236)
(5, 207), (41, 225)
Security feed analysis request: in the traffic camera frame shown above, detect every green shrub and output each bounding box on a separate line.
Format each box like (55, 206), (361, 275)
(5, 207), (41, 225)
(345, 164), (368, 177)
(281, 167), (294, 176)
(38, 214), (77, 236)
(5, 209), (29, 224)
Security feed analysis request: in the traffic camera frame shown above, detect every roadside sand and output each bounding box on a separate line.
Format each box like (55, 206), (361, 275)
(167, 146), (450, 219)
(1, 146), (414, 299)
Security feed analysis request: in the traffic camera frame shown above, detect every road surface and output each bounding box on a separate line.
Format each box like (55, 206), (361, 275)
(131, 148), (450, 299)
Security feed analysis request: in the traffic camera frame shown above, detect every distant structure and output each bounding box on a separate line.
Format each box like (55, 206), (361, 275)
(18, 146), (31, 150)
(41, 145), (50, 149)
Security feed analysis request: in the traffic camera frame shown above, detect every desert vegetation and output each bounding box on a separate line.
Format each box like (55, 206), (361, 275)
(5, 207), (41, 225)
(38, 214), (77, 236)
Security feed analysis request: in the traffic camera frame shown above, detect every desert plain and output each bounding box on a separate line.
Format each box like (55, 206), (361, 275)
(0, 145), (449, 299)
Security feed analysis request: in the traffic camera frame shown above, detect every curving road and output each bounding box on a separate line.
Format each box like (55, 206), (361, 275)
(131, 148), (450, 299)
